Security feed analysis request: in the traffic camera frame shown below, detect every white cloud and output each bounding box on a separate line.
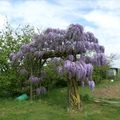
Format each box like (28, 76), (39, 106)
(0, 0), (120, 65)
(0, 15), (7, 29)
(8, 0), (71, 29)
(83, 10), (120, 57)
(0, 1), (11, 13)
(0, 0), (71, 29)
(84, 11), (120, 29)
(96, 0), (120, 10)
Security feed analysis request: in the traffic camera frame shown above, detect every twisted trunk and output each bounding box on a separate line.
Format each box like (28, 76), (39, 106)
(68, 78), (81, 111)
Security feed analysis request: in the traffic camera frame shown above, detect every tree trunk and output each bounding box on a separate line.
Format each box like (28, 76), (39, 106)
(68, 78), (81, 111)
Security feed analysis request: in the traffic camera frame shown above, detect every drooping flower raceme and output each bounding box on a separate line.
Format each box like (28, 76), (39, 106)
(36, 87), (47, 95)
(61, 58), (96, 91)
(92, 53), (107, 66)
(63, 60), (93, 82)
(29, 76), (40, 83)
(67, 55), (75, 61)
(64, 60), (76, 79)
(88, 80), (95, 91)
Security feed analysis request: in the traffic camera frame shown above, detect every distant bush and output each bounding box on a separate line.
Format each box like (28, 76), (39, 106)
(0, 23), (35, 97)
(93, 65), (110, 84)
(0, 70), (26, 97)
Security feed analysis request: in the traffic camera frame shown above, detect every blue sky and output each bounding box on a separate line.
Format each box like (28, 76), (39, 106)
(0, 0), (120, 67)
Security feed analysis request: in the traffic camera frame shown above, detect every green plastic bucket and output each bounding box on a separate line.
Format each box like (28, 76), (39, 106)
(16, 94), (28, 101)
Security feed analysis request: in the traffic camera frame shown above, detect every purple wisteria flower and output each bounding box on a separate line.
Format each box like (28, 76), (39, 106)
(99, 45), (105, 53)
(11, 54), (17, 62)
(85, 56), (92, 63)
(9, 53), (16, 61)
(86, 64), (93, 77)
(36, 87), (47, 95)
(92, 53), (107, 66)
(99, 53), (107, 65)
(64, 60), (76, 72)
(16, 51), (23, 60)
(76, 41), (86, 53)
(64, 60), (76, 79)
(34, 51), (45, 58)
(94, 43), (100, 53)
(29, 47), (36, 52)
(67, 55), (75, 61)
(21, 44), (30, 53)
(66, 24), (84, 40)
(29, 76), (40, 83)
(88, 80), (95, 91)
(86, 32), (95, 43)
(44, 28), (66, 35)
(76, 60), (87, 80)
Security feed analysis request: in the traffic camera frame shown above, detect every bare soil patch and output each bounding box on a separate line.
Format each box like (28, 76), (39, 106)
(93, 81), (120, 99)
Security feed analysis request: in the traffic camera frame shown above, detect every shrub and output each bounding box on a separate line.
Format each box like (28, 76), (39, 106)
(0, 70), (26, 97)
(93, 65), (109, 84)
(0, 23), (35, 97)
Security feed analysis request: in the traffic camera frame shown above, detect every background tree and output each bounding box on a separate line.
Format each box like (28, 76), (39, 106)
(0, 22), (35, 97)
(93, 65), (109, 84)
(10, 24), (107, 111)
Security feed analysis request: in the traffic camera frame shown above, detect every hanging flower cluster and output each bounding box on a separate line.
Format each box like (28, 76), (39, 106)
(92, 53), (107, 66)
(63, 59), (94, 88)
(29, 76), (41, 83)
(88, 80), (95, 91)
(36, 87), (47, 95)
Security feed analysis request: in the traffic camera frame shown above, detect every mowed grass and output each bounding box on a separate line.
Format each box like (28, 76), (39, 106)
(0, 80), (120, 120)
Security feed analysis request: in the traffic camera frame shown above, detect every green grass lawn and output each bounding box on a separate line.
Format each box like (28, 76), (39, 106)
(0, 80), (120, 120)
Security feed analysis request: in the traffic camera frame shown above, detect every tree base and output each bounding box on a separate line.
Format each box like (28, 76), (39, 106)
(68, 78), (81, 111)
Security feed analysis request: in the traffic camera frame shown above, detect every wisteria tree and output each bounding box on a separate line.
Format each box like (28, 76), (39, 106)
(10, 24), (106, 111)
